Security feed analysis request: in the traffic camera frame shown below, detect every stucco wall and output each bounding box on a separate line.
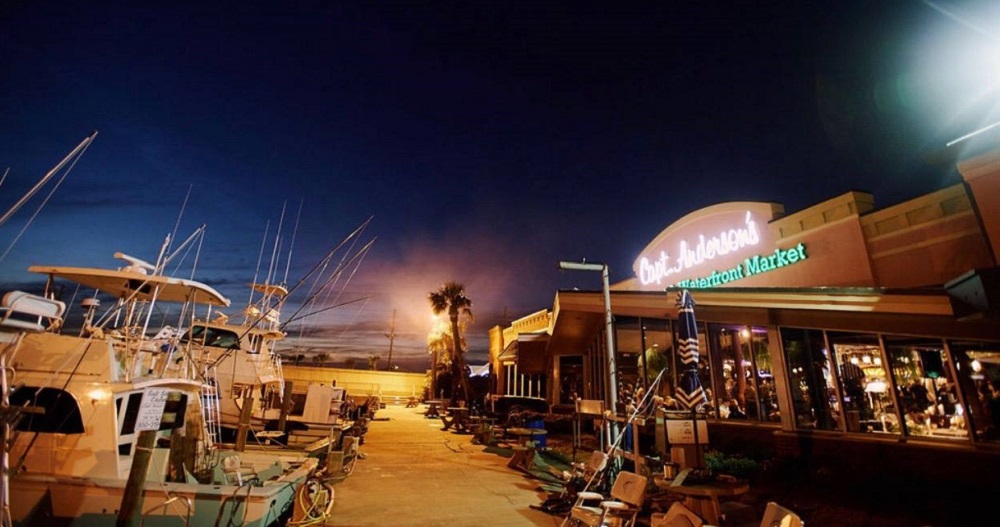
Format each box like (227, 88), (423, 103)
(281, 365), (426, 398)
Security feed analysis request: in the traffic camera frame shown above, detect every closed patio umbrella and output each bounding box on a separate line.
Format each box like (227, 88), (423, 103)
(675, 289), (707, 411)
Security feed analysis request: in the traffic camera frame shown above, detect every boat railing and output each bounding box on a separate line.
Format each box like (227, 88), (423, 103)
(140, 494), (192, 527)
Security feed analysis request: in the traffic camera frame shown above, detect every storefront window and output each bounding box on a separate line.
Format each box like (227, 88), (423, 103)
(828, 332), (895, 434)
(948, 340), (999, 443)
(751, 329), (780, 423)
(614, 317), (643, 412)
(780, 327), (837, 430)
(885, 337), (966, 440)
(708, 324), (753, 421)
(708, 324), (778, 423)
(641, 319), (674, 401)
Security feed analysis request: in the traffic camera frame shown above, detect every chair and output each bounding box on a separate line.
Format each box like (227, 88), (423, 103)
(0, 291), (65, 333)
(650, 501), (704, 527)
(218, 454), (256, 486)
(759, 501), (803, 527)
(552, 449), (609, 483)
(565, 470), (647, 527)
(536, 451), (611, 515)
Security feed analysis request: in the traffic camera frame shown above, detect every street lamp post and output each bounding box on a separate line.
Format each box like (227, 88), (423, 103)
(558, 260), (619, 446)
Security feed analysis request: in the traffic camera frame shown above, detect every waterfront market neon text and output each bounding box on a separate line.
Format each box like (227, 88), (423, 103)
(674, 243), (808, 288)
(638, 211), (761, 286)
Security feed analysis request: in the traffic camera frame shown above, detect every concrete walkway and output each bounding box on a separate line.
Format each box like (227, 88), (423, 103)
(325, 403), (565, 527)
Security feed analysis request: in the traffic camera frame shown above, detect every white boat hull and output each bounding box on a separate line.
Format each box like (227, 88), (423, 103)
(12, 457), (317, 527)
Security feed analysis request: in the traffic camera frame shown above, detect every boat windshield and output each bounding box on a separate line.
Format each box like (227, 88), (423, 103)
(183, 325), (241, 349)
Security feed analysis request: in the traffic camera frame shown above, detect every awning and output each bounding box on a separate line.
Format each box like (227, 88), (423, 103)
(499, 332), (549, 374)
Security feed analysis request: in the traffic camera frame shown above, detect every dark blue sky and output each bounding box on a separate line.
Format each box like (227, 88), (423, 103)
(2, 1), (998, 368)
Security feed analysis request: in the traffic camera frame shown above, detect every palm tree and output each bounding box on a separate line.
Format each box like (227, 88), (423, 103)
(428, 282), (473, 404)
(427, 319), (456, 399)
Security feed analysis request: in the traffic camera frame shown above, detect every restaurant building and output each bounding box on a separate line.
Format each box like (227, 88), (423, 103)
(490, 147), (1000, 483)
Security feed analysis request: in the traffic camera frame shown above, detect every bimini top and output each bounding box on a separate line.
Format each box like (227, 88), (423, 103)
(28, 265), (231, 307)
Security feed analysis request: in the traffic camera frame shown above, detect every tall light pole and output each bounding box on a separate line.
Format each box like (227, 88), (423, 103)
(558, 260), (619, 446)
(385, 309), (396, 371)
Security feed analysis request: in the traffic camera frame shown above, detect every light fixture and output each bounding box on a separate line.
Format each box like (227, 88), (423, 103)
(972, 359), (982, 373)
(862, 355), (872, 365)
(88, 387), (112, 405)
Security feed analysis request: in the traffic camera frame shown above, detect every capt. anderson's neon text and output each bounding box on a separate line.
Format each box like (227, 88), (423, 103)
(638, 211), (760, 286)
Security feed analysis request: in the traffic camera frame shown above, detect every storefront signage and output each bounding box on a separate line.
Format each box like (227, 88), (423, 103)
(674, 243), (808, 288)
(665, 418), (709, 445)
(638, 211), (761, 286)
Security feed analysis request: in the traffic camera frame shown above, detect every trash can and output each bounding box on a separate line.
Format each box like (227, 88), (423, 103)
(525, 418), (547, 448)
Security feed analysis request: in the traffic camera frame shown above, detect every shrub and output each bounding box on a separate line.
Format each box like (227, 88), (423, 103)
(703, 449), (761, 479)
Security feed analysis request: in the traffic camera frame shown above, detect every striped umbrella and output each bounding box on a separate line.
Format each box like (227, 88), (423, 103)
(675, 289), (708, 410)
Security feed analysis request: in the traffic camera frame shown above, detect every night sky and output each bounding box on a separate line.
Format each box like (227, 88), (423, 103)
(1, 1), (998, 369)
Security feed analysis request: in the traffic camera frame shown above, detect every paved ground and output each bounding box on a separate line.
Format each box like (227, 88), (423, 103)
(324, 403), (564, 526)
(323, 404), (959, 527)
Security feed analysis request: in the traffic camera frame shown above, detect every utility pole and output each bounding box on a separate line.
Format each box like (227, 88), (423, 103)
(384, 309), (396, 371)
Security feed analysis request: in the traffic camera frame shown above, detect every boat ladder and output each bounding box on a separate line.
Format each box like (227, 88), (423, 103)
(273, 353), (285, 394)
(201, 366), (223, 445)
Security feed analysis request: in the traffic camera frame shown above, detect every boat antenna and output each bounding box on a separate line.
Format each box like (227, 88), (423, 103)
(248, 220), (271, 308)
(207, 219), (372, 371)
(267, 201), (288, 288)
(281, 237), (375, 330)
(283, 197), (304, 286)
(0, 130), (97, 229)
(166, 184), (193, 259)
(0, 131), (98, 265)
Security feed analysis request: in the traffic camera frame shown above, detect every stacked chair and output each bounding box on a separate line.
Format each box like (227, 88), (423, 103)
(651, 500), (804, 527)
(563, 470), (648, 527)
(535, 450), (610, 515)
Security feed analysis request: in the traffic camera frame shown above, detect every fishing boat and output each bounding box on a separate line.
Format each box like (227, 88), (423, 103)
(0, 249), (318, 527)
(184, 282), (290, 440)
(186, 218), (377, 448)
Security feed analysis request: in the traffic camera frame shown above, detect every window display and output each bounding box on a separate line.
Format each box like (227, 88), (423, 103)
(829, 332), (894, 434)
(780, 328), (838, 431)
(949, 341), (999, 442)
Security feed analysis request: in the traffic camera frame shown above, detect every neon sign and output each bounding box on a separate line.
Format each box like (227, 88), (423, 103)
(638, 211), (761, 286)
(674, 243), (808, 288)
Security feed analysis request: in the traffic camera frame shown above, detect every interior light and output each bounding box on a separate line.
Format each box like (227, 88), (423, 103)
(972, 359), (982, 373)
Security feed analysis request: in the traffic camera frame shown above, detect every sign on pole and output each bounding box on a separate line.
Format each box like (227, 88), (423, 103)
(135, 388), (170, 431)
